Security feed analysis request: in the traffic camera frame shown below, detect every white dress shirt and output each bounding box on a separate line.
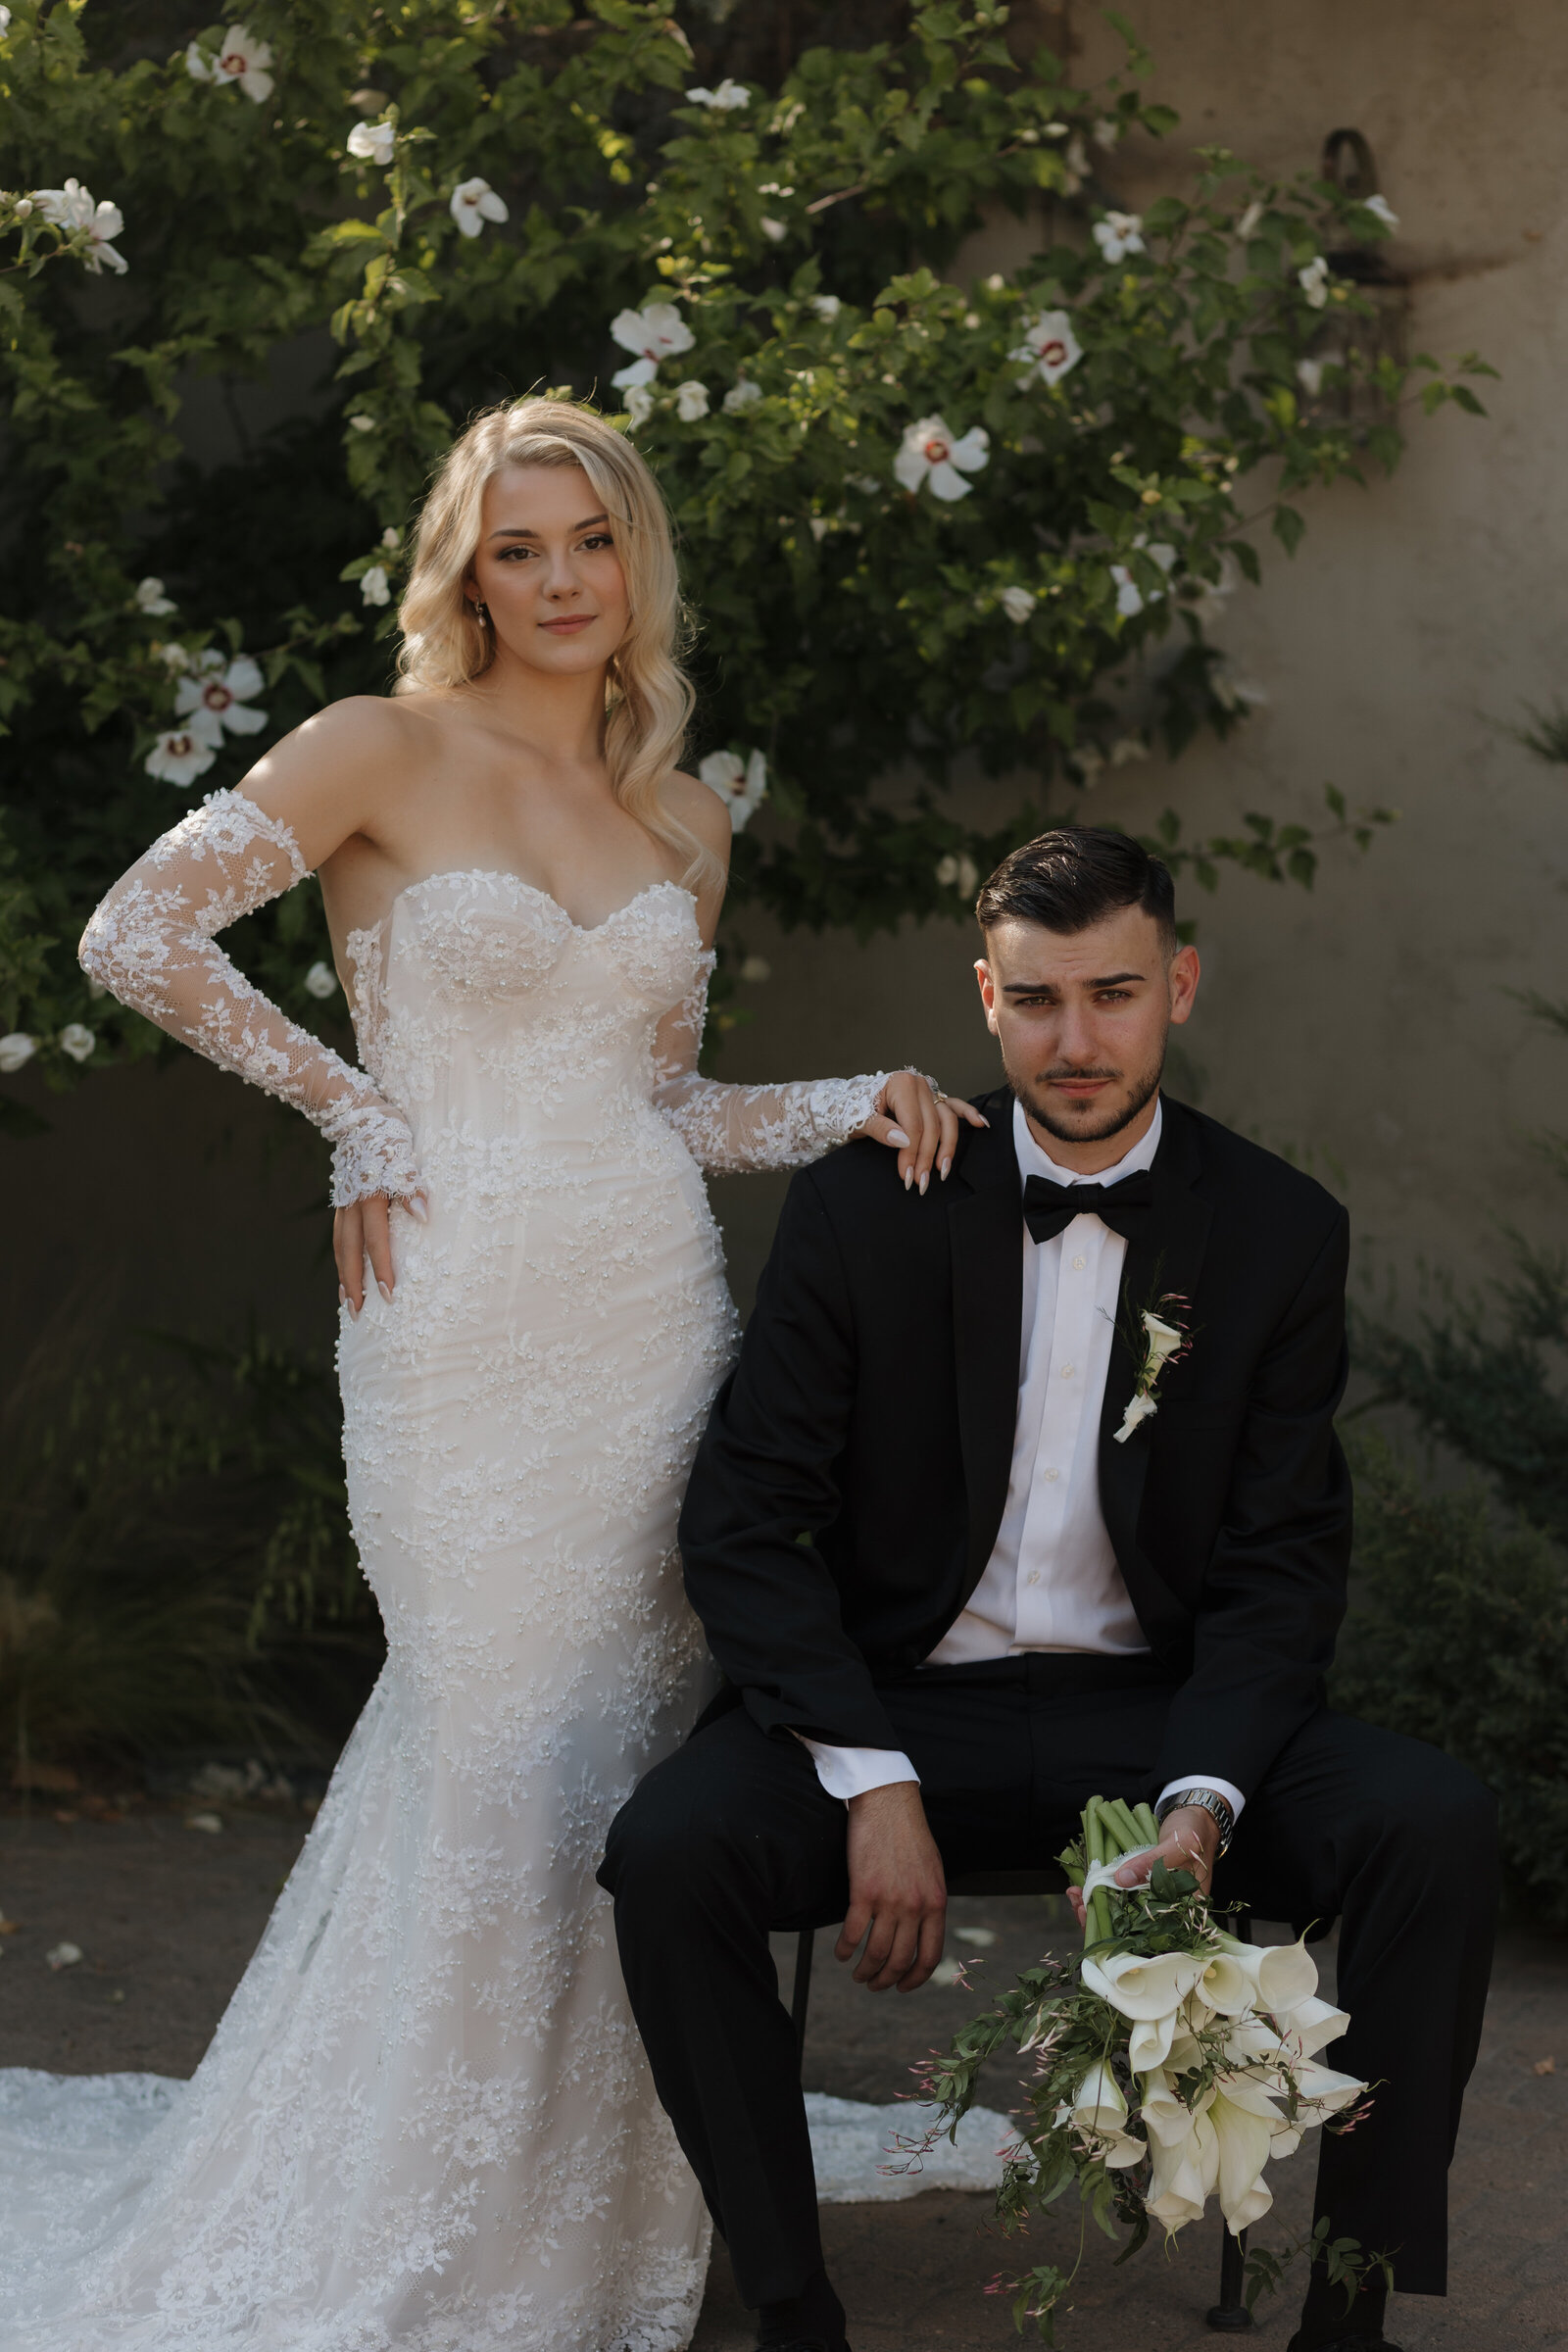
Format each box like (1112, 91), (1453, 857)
(804, 1096), (1246, 1829)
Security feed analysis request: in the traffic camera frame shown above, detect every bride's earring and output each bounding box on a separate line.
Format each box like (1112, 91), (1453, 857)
(472, 599), (489, 626)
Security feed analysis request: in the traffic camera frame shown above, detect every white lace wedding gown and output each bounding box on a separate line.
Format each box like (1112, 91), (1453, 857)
(0, 790), (899, 2352)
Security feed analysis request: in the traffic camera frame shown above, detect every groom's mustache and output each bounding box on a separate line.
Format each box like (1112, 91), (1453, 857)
(1039, 1065), (1122, 1083)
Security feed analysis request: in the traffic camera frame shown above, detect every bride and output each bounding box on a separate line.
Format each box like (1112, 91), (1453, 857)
(1, 398), (979, 2351)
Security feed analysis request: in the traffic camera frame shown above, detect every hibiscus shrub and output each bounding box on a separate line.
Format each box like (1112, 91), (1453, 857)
(0, 0), (1493, 1091)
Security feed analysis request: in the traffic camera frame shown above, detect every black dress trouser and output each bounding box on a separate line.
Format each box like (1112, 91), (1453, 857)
(600, 1654), (1498, 2309)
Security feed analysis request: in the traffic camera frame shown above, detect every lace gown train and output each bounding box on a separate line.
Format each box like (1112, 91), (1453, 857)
(0, 794), (889, 2352)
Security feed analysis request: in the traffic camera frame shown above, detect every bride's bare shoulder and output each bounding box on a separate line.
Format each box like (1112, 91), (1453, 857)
(661, 767), (730, 859)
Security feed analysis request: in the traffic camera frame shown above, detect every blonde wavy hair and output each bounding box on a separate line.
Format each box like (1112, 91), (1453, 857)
(395, 398), (716, 892)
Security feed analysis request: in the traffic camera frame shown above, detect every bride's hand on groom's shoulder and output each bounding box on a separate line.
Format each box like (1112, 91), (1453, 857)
(835, 1783), (948, 1993)
(855, 1072), (988, 1197)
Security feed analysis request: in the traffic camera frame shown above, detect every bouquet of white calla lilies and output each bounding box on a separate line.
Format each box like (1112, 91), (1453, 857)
(915, 1793), (1382, 2343)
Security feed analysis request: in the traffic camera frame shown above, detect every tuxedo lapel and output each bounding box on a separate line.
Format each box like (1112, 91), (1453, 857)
(947, 1092), (1023, 1595)
(1098, 1099), (1212, 1651)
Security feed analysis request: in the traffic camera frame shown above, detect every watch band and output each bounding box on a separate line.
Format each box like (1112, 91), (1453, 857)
(1155, 1785), (1236, 1858)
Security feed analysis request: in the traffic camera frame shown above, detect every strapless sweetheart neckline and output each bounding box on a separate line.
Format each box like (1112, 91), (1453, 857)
(379, 868), (700, 940)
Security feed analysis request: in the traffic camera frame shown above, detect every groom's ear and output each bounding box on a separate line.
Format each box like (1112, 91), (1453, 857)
(1167, 942), (1200, 1026)
(974, 956), (1001, 1035)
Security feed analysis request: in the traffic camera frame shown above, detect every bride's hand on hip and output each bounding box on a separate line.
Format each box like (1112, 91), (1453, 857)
(856, 1070), (988, 1195)
(335, 1192), (427, 1316)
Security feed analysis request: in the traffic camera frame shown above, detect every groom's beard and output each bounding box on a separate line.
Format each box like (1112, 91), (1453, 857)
(1004, 1041), (1165, 1147)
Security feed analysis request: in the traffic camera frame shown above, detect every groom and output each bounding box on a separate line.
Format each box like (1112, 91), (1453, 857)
(602, 827), (1497, 2352)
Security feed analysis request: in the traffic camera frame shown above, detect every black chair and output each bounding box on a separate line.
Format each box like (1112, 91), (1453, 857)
(789, 1864), (1253, 2333)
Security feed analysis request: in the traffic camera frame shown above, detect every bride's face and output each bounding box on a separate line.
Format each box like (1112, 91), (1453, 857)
(466, 462), (631, 678)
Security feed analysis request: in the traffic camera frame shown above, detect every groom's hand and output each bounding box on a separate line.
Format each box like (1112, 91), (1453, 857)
(1065, 1804), (1221, 1929)
(837, 1783), (947, 1993)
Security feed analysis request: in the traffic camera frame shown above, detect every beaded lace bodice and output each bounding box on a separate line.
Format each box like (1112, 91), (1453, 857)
(79, 790), (887, 1200)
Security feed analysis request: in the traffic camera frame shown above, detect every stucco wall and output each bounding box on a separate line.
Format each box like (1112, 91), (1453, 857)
(4, 0), (1561, 1356)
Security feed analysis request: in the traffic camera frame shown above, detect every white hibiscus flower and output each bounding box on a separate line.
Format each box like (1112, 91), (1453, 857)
(185, 24), (274, 103)
(59, 1023), (96, 1064)
(347, 121), (396, 168)
(305, 962), (339, 1000)
(723, 378), (763, 415)
(674, 379), (710, 421)
(760, 218), (787, 243)
(361, 564), (390, 607)
(1092, 210), (1145, 264)
(31, 180), (127, 274)
(144, 728), (218, 787)
(894, 416), (990, 503)
(0, 1034), (36, 1074)
(450, 176), (508, 238)
(1361, 193), (1398, 230)
(609, 302), (695, 390)
(623, 384), (655, 428)
(174, 651), (268, 740)
(935, 852), (979, 896)
(809, 294), (842, 320)
(1000, 586), (1037, 624)
(1009, 308), (1083, 387)
(1298, 255), (1331, 309)
(685, 78), (750, 111)
(134, 577), (175, 615)
(699, 749), (768, 833)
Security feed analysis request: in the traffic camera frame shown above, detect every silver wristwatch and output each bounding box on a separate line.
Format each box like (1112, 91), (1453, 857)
(1155, 1785), (1236, 1858)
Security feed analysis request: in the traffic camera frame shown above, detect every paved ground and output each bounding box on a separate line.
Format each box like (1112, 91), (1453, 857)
(3, 1800), (1564, 2350)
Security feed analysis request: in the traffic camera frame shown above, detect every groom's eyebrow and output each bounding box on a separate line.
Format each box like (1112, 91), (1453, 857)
(1003, 969), (1146, 993)
(488, 513), (610, 539)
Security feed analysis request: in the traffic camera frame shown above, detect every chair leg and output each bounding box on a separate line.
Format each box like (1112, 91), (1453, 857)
(791, 1926), (814, 2068)
(1206, 2227), (1252, 2330)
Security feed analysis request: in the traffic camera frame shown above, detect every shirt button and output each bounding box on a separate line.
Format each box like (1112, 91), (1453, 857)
(1043, 1467), (1060, 1483)
(1072, 1254), (1087, 1271)
(1060, 1363), (1075, 1379)
(1027, 1570), (1042, 1587)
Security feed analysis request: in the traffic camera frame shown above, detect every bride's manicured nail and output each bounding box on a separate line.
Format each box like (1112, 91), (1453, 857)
(904, 1166), (913, 1191)
(348, 1297), (361, 1320)
(338, 1284), (348, 1308)
(887, 1126), (910, 1148)
(918, 1171), (929, 1196)
(940, 1156), (952, 1181)
(377, 1279), (394, 1303)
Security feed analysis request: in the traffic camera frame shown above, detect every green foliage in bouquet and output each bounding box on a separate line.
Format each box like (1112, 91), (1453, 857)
(0, 0), (1491, 1094)
(917, 1796), (1380, 2343)
(0, 1311), (380, 1778)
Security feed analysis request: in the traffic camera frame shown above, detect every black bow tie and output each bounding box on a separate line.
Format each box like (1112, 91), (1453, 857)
(1022, 1168), (1155, 1246)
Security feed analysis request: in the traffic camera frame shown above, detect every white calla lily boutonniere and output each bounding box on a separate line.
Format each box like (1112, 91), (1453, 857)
(1113, 1291), (1194, 1445)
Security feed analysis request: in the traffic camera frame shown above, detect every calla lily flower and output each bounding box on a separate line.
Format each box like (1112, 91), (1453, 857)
(1209, 2089), (1276, 2231)
(1055, 2062), (1145, 2168)
(1082, 1947), (1209, 2022)
(894, 416), (990, 503)
(1275, 1995), (1350, 2060)
(1213, 1931), (1319, 2018)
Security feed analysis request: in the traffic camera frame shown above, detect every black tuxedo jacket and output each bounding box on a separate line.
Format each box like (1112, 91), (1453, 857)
(677, 1088), (1353, 1802)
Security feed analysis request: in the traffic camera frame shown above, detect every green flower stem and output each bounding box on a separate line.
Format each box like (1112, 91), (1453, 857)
(1134, 1801), (1162, 1845)
(1102, 1796), (1146, 1854)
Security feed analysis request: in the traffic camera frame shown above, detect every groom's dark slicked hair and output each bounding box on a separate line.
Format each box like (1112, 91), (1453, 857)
(975, 825), (1178, 955)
